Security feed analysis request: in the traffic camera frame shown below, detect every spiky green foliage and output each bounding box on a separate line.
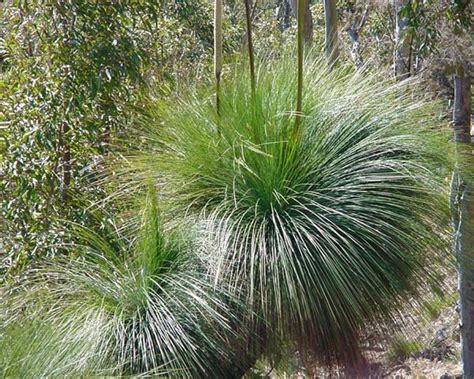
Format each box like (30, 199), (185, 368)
(124, 52), (452, 366)
(0, 192), (239, 377)
(386, 336), (423, 363)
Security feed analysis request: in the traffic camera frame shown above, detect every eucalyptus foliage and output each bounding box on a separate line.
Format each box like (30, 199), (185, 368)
(0, 0), (218, 273)
(124, 52), (452, 365)
(0, 192), (240, 377)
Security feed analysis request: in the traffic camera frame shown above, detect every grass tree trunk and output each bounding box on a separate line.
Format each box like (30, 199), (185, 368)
(323, 0), (339, 64)
(393, 0), (410, 80)
(452, 63), (474, 377)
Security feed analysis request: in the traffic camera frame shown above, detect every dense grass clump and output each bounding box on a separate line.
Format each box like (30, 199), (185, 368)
(0, 193), (239, 377)
(126, 53), (452, 365)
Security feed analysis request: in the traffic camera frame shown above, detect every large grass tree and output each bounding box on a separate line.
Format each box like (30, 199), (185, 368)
(114, 0), (453, 370)
(123, 51), (452, 368)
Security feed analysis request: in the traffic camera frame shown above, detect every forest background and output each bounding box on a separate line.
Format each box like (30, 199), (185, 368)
(0, 0), (472, 376)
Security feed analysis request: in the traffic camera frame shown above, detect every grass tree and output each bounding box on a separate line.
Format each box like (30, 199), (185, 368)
(123, 51), (452, 368)
(0, 191), (245, 377)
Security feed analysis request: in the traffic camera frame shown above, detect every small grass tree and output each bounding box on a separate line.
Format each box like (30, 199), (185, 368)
(0, 191), (245, 377)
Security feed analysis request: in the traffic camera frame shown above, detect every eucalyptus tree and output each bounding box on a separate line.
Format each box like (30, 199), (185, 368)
(448, 1), (473, 373)
(289, 0), (313, 42)
(393, 0), (410, 79)
(453, 61), (473, 375)
(430, 0), (474, 374)
(323, 0), (339, 63)
(345, 3), (369, 67)
(0, 0), (215, 273)
(0, 0), (163, 272)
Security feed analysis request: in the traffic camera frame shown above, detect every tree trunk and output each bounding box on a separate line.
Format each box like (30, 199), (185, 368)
(61, 123), (71, 206)
(346, 4), (369, 67)
(458, 183), (474, 377)
(393, 0), (410, 80)
(323, 0), (339, 63)
(454, 64), (472, 142)
(452, 64), (474, 377)
(289, 0), (313, 43)
(283, 0), (291, 30)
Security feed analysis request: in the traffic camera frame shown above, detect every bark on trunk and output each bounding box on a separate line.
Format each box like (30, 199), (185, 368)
(61, 123), (71, 206)
(454, 64), (472, 142)
(323, 0), (339, 63)
(458, 183), (474, 377)
(393, 0), (410, 80)
(289, 0), (313, 43)
(283, 0), (291, 30)
(346, 4), (369, 67)
(452, 64), (474, 377)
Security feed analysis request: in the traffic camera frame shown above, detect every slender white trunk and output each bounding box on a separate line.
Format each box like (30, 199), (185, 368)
(394, 0), (410, 80)
(458, 183), (474, 377)
(452, 64), (474, 377)
(346, 4), (369, 67)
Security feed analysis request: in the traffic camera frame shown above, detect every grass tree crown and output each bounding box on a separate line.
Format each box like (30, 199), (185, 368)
(0, 192), (242, 377)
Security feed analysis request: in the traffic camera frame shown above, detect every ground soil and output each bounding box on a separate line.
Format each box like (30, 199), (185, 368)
(254, 285), (462, 378)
